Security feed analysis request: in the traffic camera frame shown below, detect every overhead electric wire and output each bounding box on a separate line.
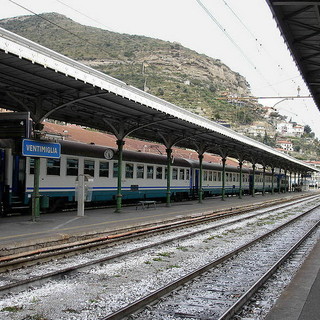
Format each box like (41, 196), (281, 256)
(195, 0), (279, 96)
(222, 0), (261, 47)
(55, 0), (144, 50)
(56, 0), (115, 33)
(8, 0), (127, 61)
(222, 0), (300, 90)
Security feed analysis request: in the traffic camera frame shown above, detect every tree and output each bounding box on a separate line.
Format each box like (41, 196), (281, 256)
(304, 125), (312, 135)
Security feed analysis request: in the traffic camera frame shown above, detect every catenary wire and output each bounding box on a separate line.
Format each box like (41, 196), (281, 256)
(8, 0), (127, 61)
(195, 0), (280, 96)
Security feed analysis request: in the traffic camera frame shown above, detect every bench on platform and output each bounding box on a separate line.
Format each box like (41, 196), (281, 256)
(136, 200), (157, 210)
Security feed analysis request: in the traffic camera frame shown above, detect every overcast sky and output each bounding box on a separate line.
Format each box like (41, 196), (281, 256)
(1, 0), (320, 137)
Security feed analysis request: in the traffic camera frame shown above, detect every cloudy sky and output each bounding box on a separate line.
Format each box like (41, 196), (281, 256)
(1, 0), (320, 136)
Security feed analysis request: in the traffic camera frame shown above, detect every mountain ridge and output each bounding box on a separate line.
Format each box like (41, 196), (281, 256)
(0, 12), (260, 123)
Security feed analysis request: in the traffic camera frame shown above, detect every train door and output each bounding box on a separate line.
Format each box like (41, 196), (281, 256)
(11, 155), (26, 201)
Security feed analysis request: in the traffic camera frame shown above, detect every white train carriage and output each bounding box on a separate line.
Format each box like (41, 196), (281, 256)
(191, 161), (251, 197)
(0, 139), (285, 213)
(24, 141), (192, 208)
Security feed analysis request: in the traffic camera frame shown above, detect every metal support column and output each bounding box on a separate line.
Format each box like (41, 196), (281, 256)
(262, 166), (266, 196)
(271, 167), (275, 195)
(238, 161), (243, 199)
(166, 148), (172, 207)
(198, 154), (204, 203)
(32, 157), (40, 222)
(115, 139), (125, 213)
(289, 171), (292, 192)
(278, 168), (282, 194)
(31, 123), (43, 221)
(252, 163), (256, 197)
(284, 170), (287, 193)
(221, 157), (226, 201)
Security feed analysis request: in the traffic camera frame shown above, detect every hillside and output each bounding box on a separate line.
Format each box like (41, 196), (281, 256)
(0, 13), (264, 124)
(2, 13), (320, 160)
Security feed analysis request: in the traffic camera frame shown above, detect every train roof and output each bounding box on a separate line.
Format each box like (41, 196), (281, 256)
(59, 140), (254, 172)
(60, 140), (191, 167)
(0, 138), (269, 173)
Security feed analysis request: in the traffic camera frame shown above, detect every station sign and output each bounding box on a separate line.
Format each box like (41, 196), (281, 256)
(22, 139), (61, 158)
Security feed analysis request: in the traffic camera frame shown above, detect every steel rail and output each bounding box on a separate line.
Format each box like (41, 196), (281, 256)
(100, 202), (320, 320)
(219, 220), (320, 319)
(1, 195), (318, 298)
(1, 194), (315, 272)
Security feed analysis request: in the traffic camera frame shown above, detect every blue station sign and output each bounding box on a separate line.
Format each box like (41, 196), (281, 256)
(22, 139), (61, 158)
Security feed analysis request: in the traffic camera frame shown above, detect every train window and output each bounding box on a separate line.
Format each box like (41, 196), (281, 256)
(137, 165), (144, 179)
(165, 168), (168, 179)
(66, 158), (78, 176)
(179, 168), (185, 180)
(99, 161), (109, 177)
(113, 162), (118, 178)
(172, 168), (178, 180)
(213, 171), (217, 181)
(125, 163), (134, 179)
(47, 158), (60, 176)
(218, 172), (221, 181)
(156, 166), (163, 179)
(147, 166), (154, 179)
(208, 171), (213, 181)
(84, 160), (95, 177)
(226, 173), (229, 182)
(203, 170), (208, 181)
(233, 174), (236, 182)
(29, 158), (35, 174)
(186, 169), (190, 180)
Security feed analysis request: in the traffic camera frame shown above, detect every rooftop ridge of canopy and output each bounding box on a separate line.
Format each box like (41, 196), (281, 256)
(0, 27), (316, 172)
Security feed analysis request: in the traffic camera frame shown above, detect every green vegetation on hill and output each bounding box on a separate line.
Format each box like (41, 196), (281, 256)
(1, 13), (319, 160)
(0, 12), (264, 124)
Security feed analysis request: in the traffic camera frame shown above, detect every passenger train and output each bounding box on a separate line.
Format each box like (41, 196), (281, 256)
(0, 139), (288, 214)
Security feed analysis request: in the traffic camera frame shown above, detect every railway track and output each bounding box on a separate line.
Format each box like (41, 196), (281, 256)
(1, 196), (316, 296)
(0, 193), (317, 273)
(104, 201), (320, 320)
(0, 195), (319, 319)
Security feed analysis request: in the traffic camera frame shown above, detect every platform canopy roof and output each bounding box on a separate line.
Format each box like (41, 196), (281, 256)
(267, 1), (320, 111)
(0, 27), (316, 172)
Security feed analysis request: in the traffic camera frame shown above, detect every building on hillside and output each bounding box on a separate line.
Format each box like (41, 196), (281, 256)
(243, 121), (275, 138)
(276, 121), (304, 137)
(292, 124), (304, 137)
(276, 139), (293, 152)
(262, 106), (275, 118)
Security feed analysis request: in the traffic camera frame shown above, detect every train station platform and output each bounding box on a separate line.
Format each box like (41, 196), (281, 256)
(0, 191), (316, 252)
(0, 191), (320, 319)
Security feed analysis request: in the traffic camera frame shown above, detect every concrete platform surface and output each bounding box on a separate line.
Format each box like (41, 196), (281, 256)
(0, 191), (315, 250)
